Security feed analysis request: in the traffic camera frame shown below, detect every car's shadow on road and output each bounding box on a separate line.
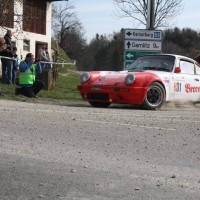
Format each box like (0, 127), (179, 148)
(26, 98), (200, 111)
(62, 101), (200, 111)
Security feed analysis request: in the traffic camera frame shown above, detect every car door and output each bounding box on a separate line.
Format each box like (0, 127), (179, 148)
(193, 64), (200, 101)
(170, 58), (197, 101)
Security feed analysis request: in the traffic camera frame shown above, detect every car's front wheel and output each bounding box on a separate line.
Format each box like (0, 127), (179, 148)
(143, 82), (165, 110)
(89, 101), (111, 108)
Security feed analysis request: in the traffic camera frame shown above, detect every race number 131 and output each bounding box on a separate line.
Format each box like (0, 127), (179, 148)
(173, 82), (181, 92)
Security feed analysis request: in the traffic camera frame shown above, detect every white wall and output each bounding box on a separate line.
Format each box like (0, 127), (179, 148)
(1, 0), (52, 61)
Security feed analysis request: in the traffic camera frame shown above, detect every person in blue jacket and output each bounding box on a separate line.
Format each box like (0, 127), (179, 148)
(15, 53), (45, 98)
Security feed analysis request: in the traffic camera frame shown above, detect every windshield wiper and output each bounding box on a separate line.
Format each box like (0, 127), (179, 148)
(144, 66), (158, 71)
(128, 68), (145, 72)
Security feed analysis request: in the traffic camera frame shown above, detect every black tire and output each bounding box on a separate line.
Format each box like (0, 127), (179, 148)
(89, 101), (111, 108)
(143, 82), (165, 110)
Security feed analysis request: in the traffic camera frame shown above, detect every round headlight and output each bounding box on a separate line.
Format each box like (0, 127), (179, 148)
(125, 74), (136, 85)
(80, 72), (90, 83)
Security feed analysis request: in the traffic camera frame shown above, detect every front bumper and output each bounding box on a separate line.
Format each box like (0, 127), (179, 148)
(77, 85), (147, 105)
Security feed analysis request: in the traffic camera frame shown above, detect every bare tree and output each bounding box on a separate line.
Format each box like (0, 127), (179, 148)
(52, 1), (84, 48)
(113, 0), (183, 29)
(52, 1), (87, 69)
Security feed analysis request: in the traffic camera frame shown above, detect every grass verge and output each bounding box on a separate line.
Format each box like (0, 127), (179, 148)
(0, 71), (82, 102)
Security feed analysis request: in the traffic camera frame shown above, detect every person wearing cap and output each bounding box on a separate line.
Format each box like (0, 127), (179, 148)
(15, 53), (45, 98)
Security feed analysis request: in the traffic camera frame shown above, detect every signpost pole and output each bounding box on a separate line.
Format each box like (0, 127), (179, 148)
(146, 0), (155, 30)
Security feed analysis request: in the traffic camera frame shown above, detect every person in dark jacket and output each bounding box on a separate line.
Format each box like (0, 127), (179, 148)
(0, 37), (7, 96)
(12, 47), (19, 84)
(1, 30), (13, 84)
(4, 30), (13, 49)
(15, 53), (45, 98)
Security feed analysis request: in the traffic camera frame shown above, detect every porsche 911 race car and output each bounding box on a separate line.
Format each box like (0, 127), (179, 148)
(77, 54), (200, 110)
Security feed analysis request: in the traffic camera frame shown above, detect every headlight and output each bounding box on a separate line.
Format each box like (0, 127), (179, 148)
(80, 72), (90, 83)
(125, 74), (136, 85)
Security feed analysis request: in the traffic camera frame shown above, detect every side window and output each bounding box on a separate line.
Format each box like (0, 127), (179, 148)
(196, 64), (200, 75)
(180, 60), (195, 75)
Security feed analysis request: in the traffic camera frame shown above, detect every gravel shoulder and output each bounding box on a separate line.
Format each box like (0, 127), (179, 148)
(0, 99), (200, 200)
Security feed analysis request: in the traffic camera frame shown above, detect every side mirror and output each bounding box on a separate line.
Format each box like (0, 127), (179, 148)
(174, 67), (181, 73)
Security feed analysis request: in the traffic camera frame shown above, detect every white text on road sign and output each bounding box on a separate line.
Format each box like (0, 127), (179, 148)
(125, 40), (162, 51)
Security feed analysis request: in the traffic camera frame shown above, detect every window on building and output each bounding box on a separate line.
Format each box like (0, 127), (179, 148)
(23, 0), (46, 35)
(0, 0), (14, 28)
(23, 40), (30, 51)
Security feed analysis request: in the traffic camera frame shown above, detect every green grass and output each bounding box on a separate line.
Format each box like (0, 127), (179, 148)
(0, 67), (82, 102)
(39, 73), (81, 100)
(0, 43), (82, 103)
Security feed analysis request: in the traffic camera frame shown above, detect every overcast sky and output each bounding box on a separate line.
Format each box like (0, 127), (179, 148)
(61, 0), (200, 42)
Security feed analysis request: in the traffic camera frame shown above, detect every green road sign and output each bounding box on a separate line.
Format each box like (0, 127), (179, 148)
(123, 29), (162, 69)
(124, 51), (161, 69)
(125, 51), (161, 61)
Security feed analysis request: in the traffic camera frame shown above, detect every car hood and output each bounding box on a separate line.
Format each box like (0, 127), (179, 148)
(91, 71), (128, 86)
(91, 70), (170, 86)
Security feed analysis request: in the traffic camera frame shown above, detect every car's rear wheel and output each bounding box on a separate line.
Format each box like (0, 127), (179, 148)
(143, 82), (165, 110)
(89, 101), (111, 108)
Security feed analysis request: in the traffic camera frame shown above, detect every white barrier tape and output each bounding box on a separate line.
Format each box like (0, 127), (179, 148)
(0, 55), (75, 66)
(0, 55), (17, 61)
(39, 60), (76, 65)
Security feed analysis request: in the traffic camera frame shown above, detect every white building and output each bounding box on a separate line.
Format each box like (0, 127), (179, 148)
(0, 0), (65, 60)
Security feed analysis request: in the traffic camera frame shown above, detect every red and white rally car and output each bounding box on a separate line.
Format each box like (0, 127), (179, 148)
(77, 54), (200, 110)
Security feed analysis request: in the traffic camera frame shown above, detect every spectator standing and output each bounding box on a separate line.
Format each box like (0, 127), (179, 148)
(39, 44), (51, 69)
(45, 48), (52, 69)
(15, 53), (45, 98)
(0, 37), (7, 96)
(1, 30), (13, 84)
(4, 30), (13, 49)
(12, 47), (19, 84)
(0, 37), (6, 51)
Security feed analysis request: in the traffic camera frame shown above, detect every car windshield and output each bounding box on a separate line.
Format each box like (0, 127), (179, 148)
(127, 55), (175, 72)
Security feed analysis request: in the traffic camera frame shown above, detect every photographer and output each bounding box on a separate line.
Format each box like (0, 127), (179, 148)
(15, 53), (45, 98)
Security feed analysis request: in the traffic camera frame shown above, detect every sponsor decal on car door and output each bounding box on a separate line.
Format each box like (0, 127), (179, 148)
(170, 59), (199, 101)
(185, 64), (200, 101)
(170, 74), (186, 100)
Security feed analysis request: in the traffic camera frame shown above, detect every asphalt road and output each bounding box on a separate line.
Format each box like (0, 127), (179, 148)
(0, 100), (200, 200)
